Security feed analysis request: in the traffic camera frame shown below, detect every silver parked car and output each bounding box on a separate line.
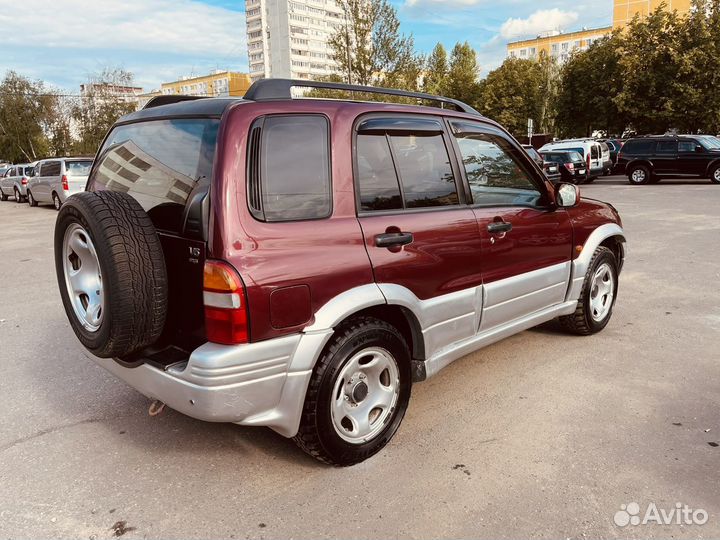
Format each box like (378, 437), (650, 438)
(27, 157), (93, 210)
(0, 163), (36, 202)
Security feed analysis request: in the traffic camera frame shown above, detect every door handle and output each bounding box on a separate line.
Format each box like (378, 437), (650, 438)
(375, 231), (414, 248)
(487, 221), (512, 234)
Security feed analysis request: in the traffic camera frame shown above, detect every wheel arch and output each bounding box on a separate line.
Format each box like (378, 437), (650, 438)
(567, 224), (626, 302)
(626, 159), (653, 174)
(705, 159), (720, 177)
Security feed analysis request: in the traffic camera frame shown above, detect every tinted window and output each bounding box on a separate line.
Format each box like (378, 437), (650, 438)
(93, 119), (219, 227)
(678, 141), (698, 153)
(7, 167), (16, 176)
(42, 161), (61, 176)
(23, 166), (34, 176)
(656, 141), (678, 154)
(388, 133), (458, 208)
(591, 145), (599, 159)
(258, 115), (331, 221)
(356, 134), (402, 211)
(623, 139), (656, 155)
(452, 123), (541, 207)
(524, 147), (542, 162)
(66, 160), (93, 176)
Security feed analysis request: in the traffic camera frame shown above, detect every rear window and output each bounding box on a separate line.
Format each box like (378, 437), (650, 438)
(66, 160), (92, 176)
(92, 118), (219, 215)
(622, 139), (656, 155)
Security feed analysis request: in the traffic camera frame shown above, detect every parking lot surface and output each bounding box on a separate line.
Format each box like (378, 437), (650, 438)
(1, 176), (719, 539)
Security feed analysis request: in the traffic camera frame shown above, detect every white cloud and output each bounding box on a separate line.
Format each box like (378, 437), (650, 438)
(0, 0), (246, 58)
(500, 8), (579, 39)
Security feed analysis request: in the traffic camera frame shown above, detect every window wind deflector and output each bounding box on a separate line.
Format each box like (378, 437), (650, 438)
(357, 117), (444, 134)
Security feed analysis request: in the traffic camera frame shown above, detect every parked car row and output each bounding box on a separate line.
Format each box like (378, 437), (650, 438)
(0, 157), (93, 208)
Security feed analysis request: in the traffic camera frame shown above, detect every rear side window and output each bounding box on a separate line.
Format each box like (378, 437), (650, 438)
(591, 145), (599, 159)
(678, 141), (697, 153)
(42, 161), (61, 176)
(356, 130), (459, 211)
(656, 141), (678, 154)
(66, 160), (93, 176)
(623, 139), (656, 154)
(248, 115), (331, 222)
(92, 118), (219, 211)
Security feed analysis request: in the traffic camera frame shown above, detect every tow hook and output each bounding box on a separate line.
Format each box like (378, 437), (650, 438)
(148, 400), (166, 416)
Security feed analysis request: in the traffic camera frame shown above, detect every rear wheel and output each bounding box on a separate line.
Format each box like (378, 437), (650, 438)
(54, 191), (168, 358)
(0, 190), (7, 201)
(294, 316), (412, 466)
(14, 188), (23, 203)
(628, 165), (651, 185)
(560, 246), (618, 335)
(710, 165), (720, 184)
(52, 192), (62, 211)
(27, 190), (38, 206)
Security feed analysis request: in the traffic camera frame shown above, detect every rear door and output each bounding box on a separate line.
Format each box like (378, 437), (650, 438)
(355, 115), (484, 356)
(448, 120), (573, 331)
(653, 139), (678, 174)
(40, 160), (61, 201)
(64, 159), (93, 195)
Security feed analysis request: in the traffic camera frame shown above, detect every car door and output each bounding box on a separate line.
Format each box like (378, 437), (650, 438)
(354, 115), (484, 357)
(34, 161), (50, 200)
(677, 139), (707, 176)
(653, 140), (678, 174)
(1, 167), (14, 193)
(447, 119), (573, 332)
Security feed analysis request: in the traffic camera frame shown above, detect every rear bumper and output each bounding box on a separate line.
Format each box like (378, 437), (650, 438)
(94, 330), (333, 437)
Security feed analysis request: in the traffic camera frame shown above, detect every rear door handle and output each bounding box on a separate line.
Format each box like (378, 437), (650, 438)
(375, 232), (414, 248)
(487, 221), (512, 234)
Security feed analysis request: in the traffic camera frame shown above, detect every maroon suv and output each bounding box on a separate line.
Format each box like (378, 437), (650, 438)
(54, 80), (626, 465)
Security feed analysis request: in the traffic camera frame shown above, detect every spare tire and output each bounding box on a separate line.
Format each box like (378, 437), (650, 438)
(54, 191), (168, 358)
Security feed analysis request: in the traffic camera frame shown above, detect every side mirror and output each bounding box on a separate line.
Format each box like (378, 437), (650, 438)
(556, 183), (579, 208)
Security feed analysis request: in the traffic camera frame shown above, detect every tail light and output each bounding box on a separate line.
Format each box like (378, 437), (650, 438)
(61, 175), (69, 191)
(586, 154), (591, 170)
(203, 260), (249, 345)
(21, 177), (27, 185)
(565, 162), (575, 171)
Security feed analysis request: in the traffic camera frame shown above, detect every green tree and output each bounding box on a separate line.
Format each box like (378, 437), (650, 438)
(327, 0), (423, 90)
(444, 42), (482, 107)
(73, 68), (137, 155)
(0, 71), (52, 162)
(555, 33), (626, 137)
(423, 43), (449, 95)
(480, 57), (544, 137)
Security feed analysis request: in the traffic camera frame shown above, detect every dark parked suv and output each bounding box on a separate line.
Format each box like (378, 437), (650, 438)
(617, 135), (720, 185)
(54, 79), (626, 465)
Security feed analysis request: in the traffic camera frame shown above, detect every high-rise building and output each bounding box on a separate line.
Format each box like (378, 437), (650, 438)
(507, 0), (692, 62)
(245, 0), (344, 81)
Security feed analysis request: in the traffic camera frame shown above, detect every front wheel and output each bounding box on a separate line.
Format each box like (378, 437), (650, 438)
(0, 190), (7, 201)
(710, 165), (720, 184)
(27, 190), (38, 207)
(560, 246), (618, 335)
(293, 316), (412, 466)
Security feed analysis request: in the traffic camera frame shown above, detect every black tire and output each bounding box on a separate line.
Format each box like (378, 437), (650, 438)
(584, 175), (595, 184)
(14, 188), (23, 203)
(293, 316), (412, 466)
(560, 246), (618, 335)
(0, 190), (7, 201)
(54, 191), (168, 358)
(27, 190), (38, 207)
(710, 165), (720, 185)
(52, 192), (62, 211)
(628, 165), (651, 185)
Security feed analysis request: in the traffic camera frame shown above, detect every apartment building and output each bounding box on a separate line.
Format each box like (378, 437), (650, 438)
(507, 0), (692, 62)
(246, 0), (344, 81)
(160, 70), (252, 97)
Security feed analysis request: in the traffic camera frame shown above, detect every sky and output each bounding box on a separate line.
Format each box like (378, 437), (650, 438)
(0, 0), (612, 94)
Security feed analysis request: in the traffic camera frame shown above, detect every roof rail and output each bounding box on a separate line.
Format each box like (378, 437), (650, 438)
(143, 95), (208, 110)
(243, 78), (481, 115)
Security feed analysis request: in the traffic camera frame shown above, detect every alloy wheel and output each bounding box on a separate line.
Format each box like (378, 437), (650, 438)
(62, 223), (104, 332)
(589, 262), (615, 322)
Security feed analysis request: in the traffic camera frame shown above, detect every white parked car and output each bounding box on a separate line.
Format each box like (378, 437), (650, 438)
(0, 163), (36, 202)
(27, 157), (93, 210)
(539, 139), (605, 182)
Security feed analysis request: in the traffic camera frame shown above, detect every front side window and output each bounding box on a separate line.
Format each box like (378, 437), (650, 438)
(452, 122), (542, 207)
(356, 134), (402, 211)
(251, 115), (331, 221)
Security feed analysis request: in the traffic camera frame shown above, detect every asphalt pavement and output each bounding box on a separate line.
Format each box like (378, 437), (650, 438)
(1, 176), (719, 539)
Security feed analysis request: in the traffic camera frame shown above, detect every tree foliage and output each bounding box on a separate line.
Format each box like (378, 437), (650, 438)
(327, 0), (423, 90)
(443, 42), (482, 107)
(423, 43), (449, 96)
